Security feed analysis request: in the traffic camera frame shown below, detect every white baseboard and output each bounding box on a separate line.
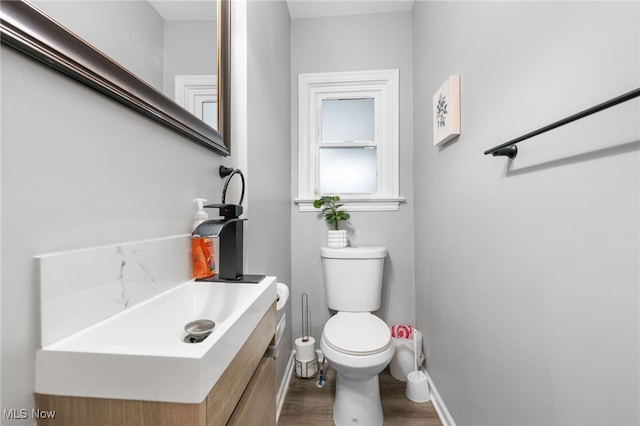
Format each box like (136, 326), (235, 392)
(424, 370), (456, 426)
(276, 349), (296, 423)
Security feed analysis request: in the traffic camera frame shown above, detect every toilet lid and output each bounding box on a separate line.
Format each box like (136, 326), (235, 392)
(323, 312), (391, 356)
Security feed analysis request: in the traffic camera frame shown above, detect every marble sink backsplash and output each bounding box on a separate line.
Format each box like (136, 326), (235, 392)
(36, 235), (191, 347)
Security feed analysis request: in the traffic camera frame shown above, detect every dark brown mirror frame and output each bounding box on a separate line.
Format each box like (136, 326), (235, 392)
(0, 0), (231, 156)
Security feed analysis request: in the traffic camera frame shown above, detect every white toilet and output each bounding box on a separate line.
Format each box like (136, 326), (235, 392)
(319, 246), (395, 426)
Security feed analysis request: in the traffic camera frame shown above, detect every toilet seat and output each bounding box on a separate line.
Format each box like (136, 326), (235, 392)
(323, 312), (391, 356)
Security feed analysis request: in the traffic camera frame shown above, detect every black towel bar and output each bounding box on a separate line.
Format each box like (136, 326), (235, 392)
(484, 88), (640, 158)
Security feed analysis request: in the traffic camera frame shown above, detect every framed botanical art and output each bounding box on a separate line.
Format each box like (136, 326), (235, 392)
(433, 75), (461, 146)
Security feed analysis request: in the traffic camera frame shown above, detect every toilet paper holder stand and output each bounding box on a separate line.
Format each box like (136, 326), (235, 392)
(295, 293), (318, 379)
(294, 355), (318, 379)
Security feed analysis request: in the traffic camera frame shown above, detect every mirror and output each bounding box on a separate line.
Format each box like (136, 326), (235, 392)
(0, 0), (231, 155)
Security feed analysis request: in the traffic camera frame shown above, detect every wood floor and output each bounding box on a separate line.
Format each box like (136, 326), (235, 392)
(278, 367), (442, 426)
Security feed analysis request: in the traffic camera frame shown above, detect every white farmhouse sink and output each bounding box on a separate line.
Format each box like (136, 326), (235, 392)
(36, 276), (277, 403)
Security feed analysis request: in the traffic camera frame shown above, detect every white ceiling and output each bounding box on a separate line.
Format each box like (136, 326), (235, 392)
(148, 1), (217, 21)
(286, 0), (415, 20)
(147, 0), (415, 22)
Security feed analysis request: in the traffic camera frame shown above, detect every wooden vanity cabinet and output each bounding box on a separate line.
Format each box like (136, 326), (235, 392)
(206, 303), (276, 425)
(35, 303), (276, 426)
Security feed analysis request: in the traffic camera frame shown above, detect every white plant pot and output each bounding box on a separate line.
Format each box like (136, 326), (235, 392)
(328, 230), (348, 248)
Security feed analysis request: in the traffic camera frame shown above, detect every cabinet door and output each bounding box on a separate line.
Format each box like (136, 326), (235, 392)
(227, 356), (276, 426)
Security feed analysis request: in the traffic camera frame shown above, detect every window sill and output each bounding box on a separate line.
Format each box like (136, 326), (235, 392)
(293, 197), (405, 212)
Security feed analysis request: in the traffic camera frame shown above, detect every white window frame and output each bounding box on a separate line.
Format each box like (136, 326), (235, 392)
(174, 75), (218, 127)
(295, 69), (403, 212)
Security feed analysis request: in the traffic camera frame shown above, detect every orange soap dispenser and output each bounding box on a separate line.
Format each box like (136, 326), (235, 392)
(191, 198), (215, 279)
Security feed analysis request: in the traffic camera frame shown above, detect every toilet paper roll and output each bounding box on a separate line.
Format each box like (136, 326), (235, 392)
(276, 282), (289, 311)
(295, 336), (316, 361)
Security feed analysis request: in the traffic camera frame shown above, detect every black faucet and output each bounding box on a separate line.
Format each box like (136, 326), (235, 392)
(192, 166), (264, 283)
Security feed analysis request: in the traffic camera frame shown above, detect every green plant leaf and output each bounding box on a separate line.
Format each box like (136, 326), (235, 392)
(313, 195), (350, 229)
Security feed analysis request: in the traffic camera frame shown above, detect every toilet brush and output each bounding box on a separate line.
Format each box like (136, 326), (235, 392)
(414, 329), (418, 373)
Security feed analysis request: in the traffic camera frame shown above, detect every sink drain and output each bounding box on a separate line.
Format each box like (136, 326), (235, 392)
(184, 334), (209, 343)
(183, 319), (215, 343)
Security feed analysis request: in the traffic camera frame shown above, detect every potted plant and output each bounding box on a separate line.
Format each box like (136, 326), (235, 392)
(313, 195), (350, 248)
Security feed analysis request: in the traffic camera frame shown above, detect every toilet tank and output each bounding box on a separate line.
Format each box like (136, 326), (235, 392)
(320, 246), (387, 312)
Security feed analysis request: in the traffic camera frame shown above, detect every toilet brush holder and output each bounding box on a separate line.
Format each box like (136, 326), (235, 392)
(406, 370), (430, 402)
(405, 325), (430, 402)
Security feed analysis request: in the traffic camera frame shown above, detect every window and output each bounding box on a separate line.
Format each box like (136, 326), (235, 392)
(295, 69), (402, 212)
(175, 75), (218, 129)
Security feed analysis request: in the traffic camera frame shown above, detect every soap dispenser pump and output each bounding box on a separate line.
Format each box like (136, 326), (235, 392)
(192, 198), (208, 231)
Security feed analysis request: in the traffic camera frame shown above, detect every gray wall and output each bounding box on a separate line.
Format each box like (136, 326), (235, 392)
(290, 12), (415, 341)
(34, 1), (165, 91)
(163, 20), (217, 96)
(36, 1), (219, 99)
(246, 0), (292, 395)
(412, 2), (639, 425)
